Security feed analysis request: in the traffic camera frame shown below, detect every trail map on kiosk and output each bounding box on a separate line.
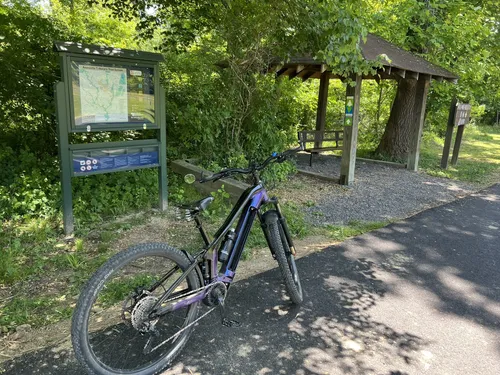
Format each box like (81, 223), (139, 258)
(79, 65), (128, 123)
(72, 61), (155, 127)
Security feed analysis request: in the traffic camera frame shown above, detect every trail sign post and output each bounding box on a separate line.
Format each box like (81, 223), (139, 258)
(54, 42), (167, 234)
(440, 100), (471, 169)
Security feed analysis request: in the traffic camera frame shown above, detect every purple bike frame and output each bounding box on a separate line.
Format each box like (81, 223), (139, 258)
(152, 185), (270, 315)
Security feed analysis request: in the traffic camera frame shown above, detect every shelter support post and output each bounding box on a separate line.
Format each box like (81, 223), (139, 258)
(315, 72), (330, 148)
(440, 98), (458, 169)
(407, 76), (430, 171)
(340, 75), (362, 186)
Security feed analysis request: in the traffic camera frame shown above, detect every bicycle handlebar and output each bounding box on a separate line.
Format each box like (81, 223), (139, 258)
(199, 146), (302, 183)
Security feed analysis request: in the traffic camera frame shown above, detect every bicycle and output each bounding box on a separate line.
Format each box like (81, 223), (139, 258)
(71, 146), (304, 375)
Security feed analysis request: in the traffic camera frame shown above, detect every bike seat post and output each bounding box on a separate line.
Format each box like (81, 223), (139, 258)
(194, 215), (210, 246)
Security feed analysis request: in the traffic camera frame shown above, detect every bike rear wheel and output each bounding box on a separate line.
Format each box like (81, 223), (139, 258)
(264, 210), (303, 304)
(71, 243), (201, 375)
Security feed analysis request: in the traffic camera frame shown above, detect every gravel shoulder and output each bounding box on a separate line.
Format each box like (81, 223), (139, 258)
(293, 153), (480, 225)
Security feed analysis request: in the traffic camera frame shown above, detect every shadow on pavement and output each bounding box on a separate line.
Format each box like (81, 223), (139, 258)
(352, 187), (500, 333)
(2, 245), (420, 375)
(3, 185), (499, 375)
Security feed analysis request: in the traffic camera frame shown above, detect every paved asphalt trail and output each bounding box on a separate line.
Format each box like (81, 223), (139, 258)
(3, 185), (500, 375)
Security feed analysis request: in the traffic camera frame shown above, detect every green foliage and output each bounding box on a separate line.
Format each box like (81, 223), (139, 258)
(0, 296), (73, 329)
(66, 253), (85, 270)
(100, 0), (372, 76)
(0, 148), (60, 221)
(0, 218), (58, 284)
(203, 185), (231, 218)
(0, 1), (63, 155)
(0, 148), (160, 224)
(97, 275), (156, 308)
(325, 220), (389, 242)
(0, 238), (24, 284)
(72, 169), (159, 225)
(365, 0), (500, 131)
(281, 203), (310, 239)
(75, 238), (84, 252)
(245, 222), (268, 253)
(261, 161), (297, 185)
(162, 45), (308, 167)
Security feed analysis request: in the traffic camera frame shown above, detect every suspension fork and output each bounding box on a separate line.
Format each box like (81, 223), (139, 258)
(258, 197), (296, 256)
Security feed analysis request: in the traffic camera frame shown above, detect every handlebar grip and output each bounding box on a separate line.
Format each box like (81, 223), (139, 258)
(199, 173), (217, 183)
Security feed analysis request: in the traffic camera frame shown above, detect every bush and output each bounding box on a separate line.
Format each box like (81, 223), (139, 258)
(0, 147), (160, 224)
(162, 44), (314, 167)
(0, 148), (60, 221)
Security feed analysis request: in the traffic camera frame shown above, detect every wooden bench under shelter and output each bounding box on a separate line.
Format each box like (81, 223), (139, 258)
(298, 130), (343, 166)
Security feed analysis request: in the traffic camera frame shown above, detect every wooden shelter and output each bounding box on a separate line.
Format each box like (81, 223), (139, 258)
(270, 34), (458, 185)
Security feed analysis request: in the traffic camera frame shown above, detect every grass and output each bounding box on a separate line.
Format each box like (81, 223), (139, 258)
(0, 296), (73, 331)
(0, 215), (144, 333)
(97, 274), (157, 308)
(419, 125), (500, 183)
(322, 220), (389, 242)
(0, 219), (59, 285)
(357, 125), (500, 184)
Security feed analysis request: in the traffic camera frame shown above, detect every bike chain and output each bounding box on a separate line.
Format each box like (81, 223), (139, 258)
(142, 282), (240, 354)
(144, 306), (217, 354)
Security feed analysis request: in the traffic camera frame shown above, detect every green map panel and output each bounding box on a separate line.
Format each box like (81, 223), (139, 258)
(71, 60), (155, 127)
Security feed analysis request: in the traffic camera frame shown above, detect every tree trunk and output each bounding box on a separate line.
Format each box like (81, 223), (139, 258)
(375, 78), (418, 160)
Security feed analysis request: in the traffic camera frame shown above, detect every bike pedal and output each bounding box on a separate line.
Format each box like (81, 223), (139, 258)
(221, 317), (241, 328)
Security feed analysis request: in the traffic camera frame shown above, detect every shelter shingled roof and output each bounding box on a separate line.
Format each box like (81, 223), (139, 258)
(271, 33), (458, 83)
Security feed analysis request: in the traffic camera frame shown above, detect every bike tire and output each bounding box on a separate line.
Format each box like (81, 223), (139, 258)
(264, 210), (303, 304)
(71, 243), (201, 375)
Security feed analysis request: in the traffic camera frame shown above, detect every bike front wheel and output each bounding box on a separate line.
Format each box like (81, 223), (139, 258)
(264, 210), (303, 304)
(71, 243), (201, 375)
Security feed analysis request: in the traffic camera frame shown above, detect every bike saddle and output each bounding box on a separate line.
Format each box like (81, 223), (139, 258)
(179, 196), (214, 213)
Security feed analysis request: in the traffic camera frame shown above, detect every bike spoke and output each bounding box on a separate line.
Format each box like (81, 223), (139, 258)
(79, 251), (201, 373)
